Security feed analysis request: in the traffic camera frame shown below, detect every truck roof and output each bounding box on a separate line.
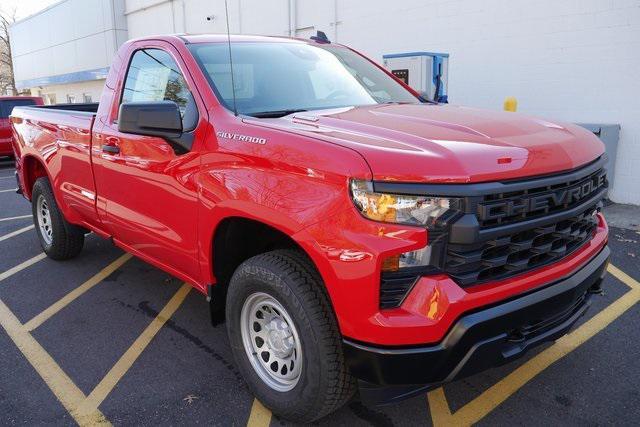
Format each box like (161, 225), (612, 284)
(129, 33), (337, 46)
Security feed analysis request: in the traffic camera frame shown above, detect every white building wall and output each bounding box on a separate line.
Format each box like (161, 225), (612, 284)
(29, 80), (106, 105)
(10, 0), (639, 204)
(123, 0), (640, 205)
(125, 0), (251, 38)
(10, 0), (127, 96)
(333, 0), (640, 205)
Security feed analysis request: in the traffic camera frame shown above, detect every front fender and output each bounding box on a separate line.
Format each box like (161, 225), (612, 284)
(195, 124), (373, 283)
(196, 164), (365, 285)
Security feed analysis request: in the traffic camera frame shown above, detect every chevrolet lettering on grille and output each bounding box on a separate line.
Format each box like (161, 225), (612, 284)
(478, 171), (607, 221)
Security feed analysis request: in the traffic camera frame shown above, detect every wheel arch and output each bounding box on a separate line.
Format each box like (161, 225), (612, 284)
(20, 154), (50, 200)
(206, 214), (335, 326)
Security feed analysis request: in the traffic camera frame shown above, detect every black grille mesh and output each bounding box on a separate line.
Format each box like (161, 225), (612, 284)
(478, 168), (606, 228)
(379, 162), (606, 309)
(379, 274), (419, 309)
(445, 209), (598, 286)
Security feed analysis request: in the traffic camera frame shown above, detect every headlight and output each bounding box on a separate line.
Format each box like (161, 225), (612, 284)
(350, 179), (461, 277)
(350, 179), (458, 228)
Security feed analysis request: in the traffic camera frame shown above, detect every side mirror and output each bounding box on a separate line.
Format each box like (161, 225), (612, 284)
(118, 101), (193, 154)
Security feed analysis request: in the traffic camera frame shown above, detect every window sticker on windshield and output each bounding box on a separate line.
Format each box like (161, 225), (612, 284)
(205, 64), (255, 99)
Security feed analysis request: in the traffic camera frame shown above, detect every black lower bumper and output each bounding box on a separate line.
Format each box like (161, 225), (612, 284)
(344, 246), (610, 405)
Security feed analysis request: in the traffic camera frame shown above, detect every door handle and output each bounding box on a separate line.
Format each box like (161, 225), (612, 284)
(102, 145), (120, 154)
(102, 136), (120, 154)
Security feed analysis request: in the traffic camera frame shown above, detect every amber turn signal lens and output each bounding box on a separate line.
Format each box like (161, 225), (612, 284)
(381, 254), (400, 272)
(350, 179), (457, 228)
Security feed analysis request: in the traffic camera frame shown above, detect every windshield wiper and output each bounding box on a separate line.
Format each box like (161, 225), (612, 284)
(247, 109), (308, 118)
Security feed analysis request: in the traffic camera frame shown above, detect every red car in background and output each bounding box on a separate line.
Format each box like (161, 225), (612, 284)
(0, 96), (44, 158)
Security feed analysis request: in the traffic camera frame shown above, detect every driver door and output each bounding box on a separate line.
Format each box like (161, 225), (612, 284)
(92, 43), (203, 283)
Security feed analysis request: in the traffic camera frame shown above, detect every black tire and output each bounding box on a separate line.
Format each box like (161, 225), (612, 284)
(226, 249), (356, 422)
(31, 177), (85, 260)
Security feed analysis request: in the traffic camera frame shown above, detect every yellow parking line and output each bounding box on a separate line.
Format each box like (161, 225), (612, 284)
(0, 299), (111, 426)
(75, 283), (191, 417)
(0, 253), (47, 283)
(427, 264), (640, 426)
(0, 225), (34, 242)
(426, 388), (452, 425)
(24, 253), (133, 331)
(247, 399), (272, 427)
(0, 214), (32, 222)
(607, 264), (639, 290)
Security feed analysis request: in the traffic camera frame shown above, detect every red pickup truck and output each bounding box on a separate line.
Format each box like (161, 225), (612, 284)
(1, 96), (43, 158)
(11, 34), (609, 422)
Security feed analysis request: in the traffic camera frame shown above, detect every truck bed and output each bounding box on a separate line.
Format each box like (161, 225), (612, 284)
(11, 103), (98, 228)
(24, 103), (100, 114)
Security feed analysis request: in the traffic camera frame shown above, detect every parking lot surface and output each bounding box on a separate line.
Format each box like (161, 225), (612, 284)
(0, 157), (638, 426)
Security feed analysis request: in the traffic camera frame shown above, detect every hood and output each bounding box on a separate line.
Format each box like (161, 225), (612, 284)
(247, 104), (605, 183)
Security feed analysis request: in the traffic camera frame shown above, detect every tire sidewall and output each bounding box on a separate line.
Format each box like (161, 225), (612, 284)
(31, 177), (83, 259)
(32, 180), (56, 252)
(226, 262), (327, 417)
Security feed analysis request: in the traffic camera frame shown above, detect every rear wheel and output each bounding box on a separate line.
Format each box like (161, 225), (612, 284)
(32, 177), (84, 260)
(226, 249), (355, 422)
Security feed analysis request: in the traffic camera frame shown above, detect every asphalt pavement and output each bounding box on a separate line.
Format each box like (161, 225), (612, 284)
(0, 157), (638, 426)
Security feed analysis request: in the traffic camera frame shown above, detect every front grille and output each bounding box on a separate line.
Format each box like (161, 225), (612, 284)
(377, 158), (607, 309)
(445, 208), (598, 286)
(477, 167), (607, 228)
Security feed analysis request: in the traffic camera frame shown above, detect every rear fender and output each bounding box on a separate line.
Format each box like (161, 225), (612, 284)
(19, 154), (50, 200)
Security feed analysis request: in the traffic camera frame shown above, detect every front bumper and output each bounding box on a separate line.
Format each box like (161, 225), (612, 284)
(344, 245), (610, 405)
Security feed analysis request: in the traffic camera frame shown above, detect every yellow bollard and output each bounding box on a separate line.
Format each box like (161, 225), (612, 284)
(504, 96), (518, 112)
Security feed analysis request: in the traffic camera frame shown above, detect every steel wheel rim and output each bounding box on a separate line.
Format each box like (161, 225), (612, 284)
(240, 292), (302, 392)
(36, 194), (53, 245)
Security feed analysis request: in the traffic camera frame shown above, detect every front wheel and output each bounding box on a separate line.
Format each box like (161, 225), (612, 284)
(32, 177), (85, 260)
(226, 250), (355, 422)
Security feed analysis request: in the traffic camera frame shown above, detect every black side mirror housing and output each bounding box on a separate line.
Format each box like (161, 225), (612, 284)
(118, 101), (193, 154)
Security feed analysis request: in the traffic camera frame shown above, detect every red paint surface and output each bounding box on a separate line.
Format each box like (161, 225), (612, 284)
(11, 35), (608, 346)
(0, 96), (43, 156)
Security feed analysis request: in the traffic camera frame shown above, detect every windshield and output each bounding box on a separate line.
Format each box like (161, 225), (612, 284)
(189, 42), (420, 117)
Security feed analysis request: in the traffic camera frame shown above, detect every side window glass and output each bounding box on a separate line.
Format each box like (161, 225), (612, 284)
(122, 49), (198, 131)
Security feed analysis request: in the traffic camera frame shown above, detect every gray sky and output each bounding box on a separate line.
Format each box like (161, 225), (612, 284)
(0, 0), (60, 21)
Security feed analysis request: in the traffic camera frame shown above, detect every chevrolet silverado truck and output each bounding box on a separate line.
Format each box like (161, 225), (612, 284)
(1, 96), (43, 158)
(11, 34), (609, 422)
